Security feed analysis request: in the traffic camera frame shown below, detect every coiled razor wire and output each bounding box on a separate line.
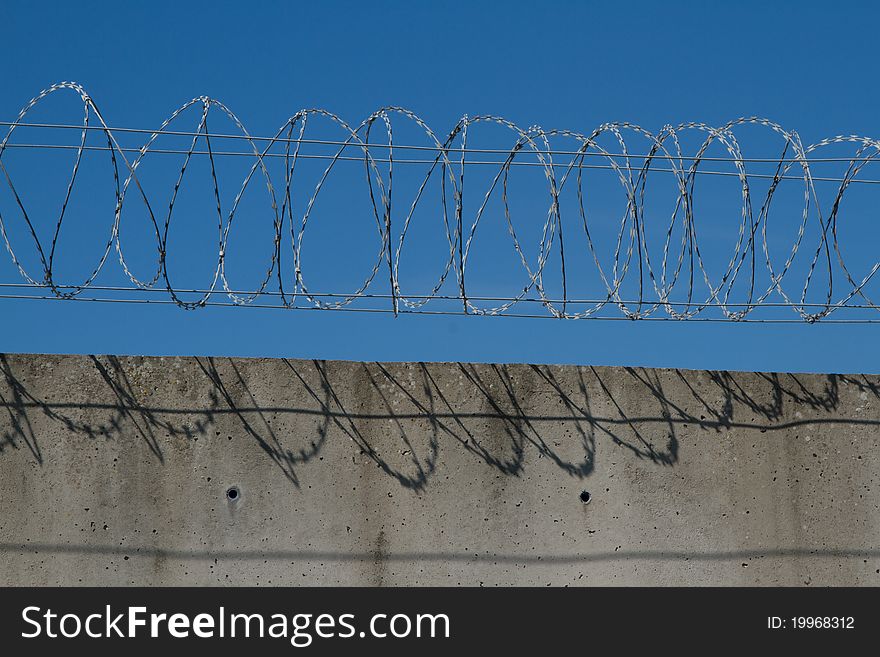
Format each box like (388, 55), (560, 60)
(2, 81), (880, 322)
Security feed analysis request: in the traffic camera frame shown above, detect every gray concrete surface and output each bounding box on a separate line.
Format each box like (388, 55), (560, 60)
(0, 352), (878, 586)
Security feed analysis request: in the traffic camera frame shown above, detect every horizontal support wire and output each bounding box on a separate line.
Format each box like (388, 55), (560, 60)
(6, 119), (880, 164)
(3, 292), (880, 323)
(4, 142), (880, 185)
(1, 281), (879, 310)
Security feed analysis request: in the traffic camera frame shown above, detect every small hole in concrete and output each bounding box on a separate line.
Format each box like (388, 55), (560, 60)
(579, 490), (591, 504)
(226, 487), (239, 501)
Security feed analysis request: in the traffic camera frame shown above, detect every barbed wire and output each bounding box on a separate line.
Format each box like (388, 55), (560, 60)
(2, 81), (880, 322)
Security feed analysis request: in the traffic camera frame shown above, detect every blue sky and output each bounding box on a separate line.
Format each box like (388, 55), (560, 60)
(2, 0), (880, 373)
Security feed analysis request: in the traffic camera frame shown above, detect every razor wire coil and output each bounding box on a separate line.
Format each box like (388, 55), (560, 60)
(2, 81), (880, 322)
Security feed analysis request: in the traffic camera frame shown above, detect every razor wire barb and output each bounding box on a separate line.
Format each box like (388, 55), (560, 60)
(2, 81), (880, 322)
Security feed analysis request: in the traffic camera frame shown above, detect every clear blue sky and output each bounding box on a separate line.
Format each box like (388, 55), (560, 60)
(2, 0), (880, 373)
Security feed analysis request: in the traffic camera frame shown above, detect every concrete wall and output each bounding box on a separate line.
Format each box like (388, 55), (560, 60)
(1, 352), (878, 586)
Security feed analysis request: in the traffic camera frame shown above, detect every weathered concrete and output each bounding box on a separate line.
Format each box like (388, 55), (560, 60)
(0, 353), (878, 586)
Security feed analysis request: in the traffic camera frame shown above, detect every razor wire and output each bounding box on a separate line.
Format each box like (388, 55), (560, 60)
(2, 81), (880, 322)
